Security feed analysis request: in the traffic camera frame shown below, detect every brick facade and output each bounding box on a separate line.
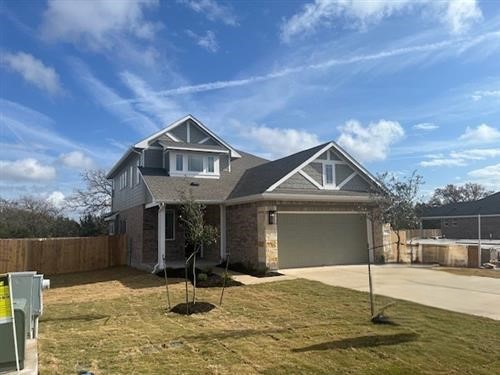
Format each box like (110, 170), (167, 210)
(117, 205), (144, 267)
(226, 203), (259, 266)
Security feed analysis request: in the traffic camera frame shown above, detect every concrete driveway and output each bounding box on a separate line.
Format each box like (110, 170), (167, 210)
(281, 265), (500, 320)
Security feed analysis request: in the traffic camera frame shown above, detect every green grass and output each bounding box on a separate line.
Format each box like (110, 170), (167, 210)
(435, 267), (500, 279)
(39, 267), (500, 374)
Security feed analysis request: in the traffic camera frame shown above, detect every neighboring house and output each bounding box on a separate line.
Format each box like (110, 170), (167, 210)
(106, 115), (385, 272)
(422, 192), (500, 240)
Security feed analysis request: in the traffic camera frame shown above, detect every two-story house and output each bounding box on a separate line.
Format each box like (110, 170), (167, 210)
(106, 115), (385, 272)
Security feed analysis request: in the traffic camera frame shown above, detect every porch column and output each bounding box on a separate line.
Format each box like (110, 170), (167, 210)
(478, 214), (482, 268)
(220, 204), (226, 260)
(158, 203), (166, 269)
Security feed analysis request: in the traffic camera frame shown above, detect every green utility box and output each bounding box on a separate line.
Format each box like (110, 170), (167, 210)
(0, 300), (26, 372)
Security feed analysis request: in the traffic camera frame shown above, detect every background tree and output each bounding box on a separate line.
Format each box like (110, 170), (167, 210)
(372, 171), (424, 263)
(0, 196), (80, 238)
(79, 214), (108, 237)
(429, 183), (492, 206)
(69, 169), (112, 216)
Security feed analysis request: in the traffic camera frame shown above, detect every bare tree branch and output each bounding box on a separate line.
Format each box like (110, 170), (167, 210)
(68, 169), (112, 216)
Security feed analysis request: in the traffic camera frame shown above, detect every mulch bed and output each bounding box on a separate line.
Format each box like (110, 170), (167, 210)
(170, 302), (216, 315)
(157, 268), (242, 288)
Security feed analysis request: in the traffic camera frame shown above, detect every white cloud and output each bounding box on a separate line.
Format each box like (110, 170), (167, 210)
(468, 163), (500, 189)
(471, 90), (500, 101)
(413, 122), (438, 131)
(121, 30), (499, 99)
(186, 30), (219, 53)
(459, 124), (500, 143)
(337, 119), (404, 162)
(420, 158), (467, 167)
(46, 191), (66, 209)
(241, 125), (320, 159)
(178, 0), (238, 26)
(41, 0), (160, 49)
(71, 60), (159, 135)
(1, 52), (62, 95)
(420, 147), (500, 168)
(280, 0), (482, 42)
(450, 149), (500, 160)
(0, 158), (56, 181)
(59, 151), (94, 169)
(445, 0), (482, 34)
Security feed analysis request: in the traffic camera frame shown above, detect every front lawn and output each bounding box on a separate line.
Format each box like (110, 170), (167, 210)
(39, 267), (499, 374)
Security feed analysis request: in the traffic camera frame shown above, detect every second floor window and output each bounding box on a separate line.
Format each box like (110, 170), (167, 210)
(188, 155), (203, 172)
(207, 156), (215, 173)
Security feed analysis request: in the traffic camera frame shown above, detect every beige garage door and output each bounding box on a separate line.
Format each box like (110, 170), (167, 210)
(277, 213), (369, 269)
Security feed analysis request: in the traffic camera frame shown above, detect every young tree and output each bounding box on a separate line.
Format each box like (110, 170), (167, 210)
(69, 169), (112, 216)
(178, 197), (218, 306)
(373, 171), (424, 263)
(429, 183), (492, 206)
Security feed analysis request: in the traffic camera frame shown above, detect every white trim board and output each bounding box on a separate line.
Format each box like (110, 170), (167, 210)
(298, 170), (322, 190)
(337, 171), (357, 189)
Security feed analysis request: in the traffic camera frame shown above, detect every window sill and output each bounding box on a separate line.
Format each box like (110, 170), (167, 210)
(169, 171), (220, 179)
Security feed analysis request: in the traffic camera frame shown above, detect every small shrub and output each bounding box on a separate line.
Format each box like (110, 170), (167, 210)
(197, 273), (208, 282)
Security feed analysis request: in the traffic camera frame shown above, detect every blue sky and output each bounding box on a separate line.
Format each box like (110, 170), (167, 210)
(1, 0), (499, 209)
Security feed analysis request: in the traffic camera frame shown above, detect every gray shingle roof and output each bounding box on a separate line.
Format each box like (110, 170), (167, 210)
(423, 192), (500, 217)
(227, 143), (330, 199)
(141, 151), (268, 202)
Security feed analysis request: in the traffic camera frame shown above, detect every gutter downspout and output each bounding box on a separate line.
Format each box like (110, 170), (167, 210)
(152, 202), (166, 273)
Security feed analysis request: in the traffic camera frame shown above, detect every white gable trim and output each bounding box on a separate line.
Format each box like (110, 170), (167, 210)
(337, 171), (357, 189)
(267, 142), (383, 193)
(166, 132), (181, 142)
(331, 141), (384, 190)
(298, 170), (322, 190)
(198, 136), (211, 144)
(266, 143), (334, 192)
(135, 115), (241, 158)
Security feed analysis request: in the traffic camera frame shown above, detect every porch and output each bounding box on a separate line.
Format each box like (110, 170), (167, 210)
(143, 203), (226, 270)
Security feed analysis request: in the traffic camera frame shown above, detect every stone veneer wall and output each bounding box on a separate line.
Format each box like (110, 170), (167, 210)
(118, 205), (144, 267)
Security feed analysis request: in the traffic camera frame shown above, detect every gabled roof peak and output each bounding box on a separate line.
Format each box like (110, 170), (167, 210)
(134, 115), (241, 158)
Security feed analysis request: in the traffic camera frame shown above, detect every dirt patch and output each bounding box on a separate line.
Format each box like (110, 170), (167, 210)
(170, 301), (216, 315)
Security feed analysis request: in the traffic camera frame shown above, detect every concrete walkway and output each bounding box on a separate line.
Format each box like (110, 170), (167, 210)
(213, 267), (296, 285)
(282, 265), (500, 320)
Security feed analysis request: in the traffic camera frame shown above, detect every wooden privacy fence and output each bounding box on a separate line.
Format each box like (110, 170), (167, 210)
(0, 235), (127, 275)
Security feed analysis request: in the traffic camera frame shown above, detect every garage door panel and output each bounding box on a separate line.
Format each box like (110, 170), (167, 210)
(278, 213), (368, 269)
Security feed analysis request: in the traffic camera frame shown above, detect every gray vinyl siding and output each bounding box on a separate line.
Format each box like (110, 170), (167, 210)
(339, 174), (371, 192)
(170, 122), (187, 141)
(329, 150), (341, 160)
(335, 164), (354, 185)
(220, 154), (230, 171)
(144, 149), (163, 168)
(275, 172), (318, 191)
(189, 123), (209, 143)
(302, 162), (322, 185)
(164, 152), (170, 173)
(203, 138), (219, 146)
(112, 154), (147, 212)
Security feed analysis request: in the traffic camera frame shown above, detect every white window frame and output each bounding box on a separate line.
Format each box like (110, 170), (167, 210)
(135, 159), (140, 185)
(323, 163), (335, 189)
(169, 152), (220, 178)
(175, 154), (183, 171)
(165, 209), (175, 241)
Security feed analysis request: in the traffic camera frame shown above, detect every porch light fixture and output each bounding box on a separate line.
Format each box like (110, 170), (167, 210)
(268, 210), (276, 225)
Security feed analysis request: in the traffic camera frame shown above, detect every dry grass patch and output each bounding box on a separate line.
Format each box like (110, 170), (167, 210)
(39, 267), (500, 374)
